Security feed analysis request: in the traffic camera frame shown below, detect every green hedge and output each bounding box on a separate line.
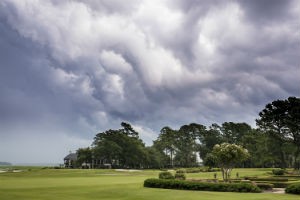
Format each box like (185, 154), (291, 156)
(181, 167), (220, 173)
(254, 181), (290, 188)
(286, 183), (300, 194)
(176, 169), (186, 173)
(272, 169), (285, 175)
(159, 171), (174, 179)
(175, 172), (186, 180)
(144, 178), (261, 193)
(256, 183), (274, 190)
(274, 175), (300, 178)
(185, 168), (202, 173)
(270, 182), (290, 188)
(245, 177), (289, 182)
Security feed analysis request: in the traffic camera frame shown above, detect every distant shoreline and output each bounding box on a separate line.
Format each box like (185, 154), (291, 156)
(11, 163), (61, 166)
(0, 162), (12, 166)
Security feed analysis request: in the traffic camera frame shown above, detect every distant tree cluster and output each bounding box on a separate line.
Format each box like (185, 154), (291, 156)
(0, 162), (12, 166)
(74, 97), (300, 169)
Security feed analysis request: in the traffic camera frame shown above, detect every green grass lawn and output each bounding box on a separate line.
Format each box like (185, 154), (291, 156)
(0, 167), (299, 200)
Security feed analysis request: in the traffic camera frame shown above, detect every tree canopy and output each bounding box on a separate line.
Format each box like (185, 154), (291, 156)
(210, 143), (250, 181)
(256, 97), (300, 168)
(72, 96), (299, 170)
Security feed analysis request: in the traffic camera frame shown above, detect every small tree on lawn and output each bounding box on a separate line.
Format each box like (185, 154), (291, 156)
(211, 143), (250, 182)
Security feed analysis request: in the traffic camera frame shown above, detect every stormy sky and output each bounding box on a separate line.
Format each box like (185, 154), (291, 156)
(0, 0), (299, 164)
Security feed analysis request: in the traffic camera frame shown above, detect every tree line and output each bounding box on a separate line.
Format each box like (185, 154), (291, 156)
(75, 96), (300, 169)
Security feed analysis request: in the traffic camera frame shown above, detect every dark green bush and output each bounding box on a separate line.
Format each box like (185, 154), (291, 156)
(245, 177), (288, 182)
(274, 175), (300, 178)
(185, 168), (202, 173)
(175, 172), (186, 180)
(176, 169), (186, 173)
(270, 182), (290, 188)
(183, 167), (220, 173)
(159, 171), (174, 179)
(286, 183), (300, 194)
(256, 183), (274, 190)
(272, 169), (285, 175)
(144, 178), (261, 193)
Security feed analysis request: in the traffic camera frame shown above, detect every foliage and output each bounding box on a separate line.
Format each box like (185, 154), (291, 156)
(255, 183), (274, 190)
(176, 169), (186, 173)
(272, 169), (286, 175)
(154, 127), (177, 167)
(246, 177), (288, 182)
(175, 172), (186, 180)
(221, 122), (252, 144)
(76, 147), (92, 167)
(92, 122), (147, 168)
(153, 123), (206, 168)
(269, 182), (290, 188)
(71, 96), (300, 171)
(159, 171), (174, 179)
(286, 183), (300, 194)
(211, 143), (250, 182)
(144, 147), (166, 168)
(256, 97), (300, 169)
(144, 178), (261, 193)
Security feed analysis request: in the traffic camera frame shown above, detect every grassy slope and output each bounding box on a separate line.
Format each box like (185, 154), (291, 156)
(0, 168), (299, 200)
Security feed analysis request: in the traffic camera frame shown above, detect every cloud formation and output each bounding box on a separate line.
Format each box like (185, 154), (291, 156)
(0, 0), (299, 163)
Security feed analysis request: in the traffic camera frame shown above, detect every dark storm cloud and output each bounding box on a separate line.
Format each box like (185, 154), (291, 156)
(238, 0), (295, 25)
(0, 0), (299, 163)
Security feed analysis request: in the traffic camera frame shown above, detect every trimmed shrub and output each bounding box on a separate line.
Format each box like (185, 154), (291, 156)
(274, 175), (300, 178)
(286, 183), (300, 194)
(175, 172), (186, 180)
(245, 177), (288, 182)
(144, 178), (261, 193)
(176, 169), (186, 174)
(185, 168), (202, 173)
(270, 182), (290, 188)
(159, 171), (174, 179)
(256, 183), (274, 190)
(182, 167), (221, 173)
(272, 169), (285, 175)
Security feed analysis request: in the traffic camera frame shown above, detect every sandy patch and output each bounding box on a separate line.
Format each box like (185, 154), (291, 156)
(264, 188), (285, 194)
(0, 169), (23, 173)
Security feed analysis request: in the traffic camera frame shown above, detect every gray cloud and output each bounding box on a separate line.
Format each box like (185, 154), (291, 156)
(0, 0), (299, 163)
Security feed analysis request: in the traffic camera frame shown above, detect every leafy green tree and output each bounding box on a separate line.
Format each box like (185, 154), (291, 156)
(153, 126), (177, 167)
(76, 147), (92, 167)
(221, 122), (252, 144)
(200, 124), (222, 162)
(175, 123), (205, 167)
(211, 143), (250, 182)
(240, 129), (274, 167)
(256, 97), (300, 169)
(144, 146), (165, 168)
(92, 122), (147, 168)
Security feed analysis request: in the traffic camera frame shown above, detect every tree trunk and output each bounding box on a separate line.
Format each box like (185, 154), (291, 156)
(170, 150), (173, 168)
(294, 147), (300, 170)
(221, 168), (225, 181)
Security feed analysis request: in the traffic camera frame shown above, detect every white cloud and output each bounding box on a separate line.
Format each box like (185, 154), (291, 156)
(132, 124), (157, 145)
(100, 50), (133, 74)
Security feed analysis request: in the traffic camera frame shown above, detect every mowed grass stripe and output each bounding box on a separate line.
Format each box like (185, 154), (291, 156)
(1, 168), (300, 200)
